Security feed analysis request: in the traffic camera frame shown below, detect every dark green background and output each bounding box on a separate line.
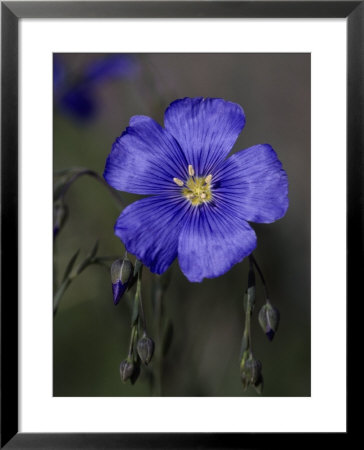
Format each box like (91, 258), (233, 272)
(53, 53), (310, 396)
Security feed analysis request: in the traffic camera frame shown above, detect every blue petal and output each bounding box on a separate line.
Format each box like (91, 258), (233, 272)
(104, 116), (188, 195)
(164, 97), (245, 176)
(84, 55), (138, 83)
(213, 144), (289, 223)
(177, 204), (257, 282)
(114, 195), (190, 274)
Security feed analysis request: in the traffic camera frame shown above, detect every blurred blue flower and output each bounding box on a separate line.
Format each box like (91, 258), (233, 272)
(53, 55), (137, 122)
(104, 97), (288, 282)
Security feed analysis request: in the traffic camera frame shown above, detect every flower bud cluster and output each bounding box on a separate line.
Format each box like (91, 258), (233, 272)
(239, 255), (281, 394)
(119, 332), (155, 385)
(116, 259), (156, 386)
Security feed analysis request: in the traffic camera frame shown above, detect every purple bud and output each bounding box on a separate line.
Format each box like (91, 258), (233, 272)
(266, 329), (275, 341)
(137, 334), (154, 366)
(112, 281), (128, 306)
(111, 257), (133, 305)
(53, 201), (68, 238)
(258, 303), (280, 341)
(119, 359), (134, 383)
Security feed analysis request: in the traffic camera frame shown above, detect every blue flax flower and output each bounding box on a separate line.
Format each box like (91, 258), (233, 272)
(104, 97), (288, 282)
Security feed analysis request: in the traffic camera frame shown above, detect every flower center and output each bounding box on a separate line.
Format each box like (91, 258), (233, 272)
(173, 165), (213, 206)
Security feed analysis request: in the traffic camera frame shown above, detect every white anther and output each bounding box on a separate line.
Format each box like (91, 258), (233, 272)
(173, 177), (184, 187)
(205, 174), (212, 184)
(188, 165), (195, 177)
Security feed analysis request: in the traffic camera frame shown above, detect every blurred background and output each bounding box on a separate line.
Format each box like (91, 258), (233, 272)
(53, 53), (310, 397)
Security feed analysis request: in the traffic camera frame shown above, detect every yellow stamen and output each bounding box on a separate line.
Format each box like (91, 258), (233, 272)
(173, 165), (213, 206)
(173, 177), (184, 187)
(182, 176), (212, 206)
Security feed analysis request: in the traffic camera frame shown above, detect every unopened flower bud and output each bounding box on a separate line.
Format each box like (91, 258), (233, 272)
(119, 359), (134, 382)
(244, 358), (262, 385)
(137, 333), (154, 366)
(258, 302), (280, 341)
(53, 200), (68, 238)
(111, 257), (133, 305)
(240, 357), (263, 391)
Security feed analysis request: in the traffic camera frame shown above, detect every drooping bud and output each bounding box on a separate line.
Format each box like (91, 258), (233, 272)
(258, 302), (280, 341)
(240, 356), (263, 392)
(137, 333), (155, 366)
(242, 358), (262, 385)
(53, 200), (68, 238)
(119, 359), (135, 383)
(111, 256), (133, 305)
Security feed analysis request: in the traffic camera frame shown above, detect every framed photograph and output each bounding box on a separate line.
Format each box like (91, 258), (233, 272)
(1, 1), (358, 447)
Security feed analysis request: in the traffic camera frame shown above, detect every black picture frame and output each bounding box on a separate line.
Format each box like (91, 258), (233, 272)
(1, 1), (359, 448)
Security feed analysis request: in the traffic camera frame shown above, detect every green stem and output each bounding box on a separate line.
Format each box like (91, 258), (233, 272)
(251, 253), (270, 302)
(131, 274), (141, 327)
(53, 254), (120, 316)
(139, 289), (147, 333)
(153, 278), (164, 396)
(242, 300), (253, 360)
(53, 278), (71, 315)
(241, 259), (255, 366)
(136, 265), (147, 332)
(247, 258), (254, 355)
(128, 325), (137, 359)
(245, 311), (252, 352)
(55, 168), (124, 208)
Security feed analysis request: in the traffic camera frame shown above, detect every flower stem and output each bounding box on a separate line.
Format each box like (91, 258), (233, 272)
(55, 167), (124, 208)
(250, 253), (270, 302)
(247, 257), (255, 355)
(137, 268), (147, 333)
(131, 264), (143, 327)
(128, 265), (144, 361)
(240, 258), (255, 366)
(53, 253), (123, 315)
(128, 325), (137, 359)
(153, 276), (165, 396)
